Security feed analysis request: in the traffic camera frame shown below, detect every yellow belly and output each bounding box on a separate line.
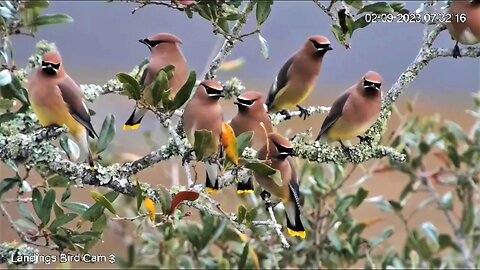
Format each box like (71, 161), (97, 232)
(31, 102), (85, 136)
(327, 118), (371, 141)
(270, 85), (314, 112)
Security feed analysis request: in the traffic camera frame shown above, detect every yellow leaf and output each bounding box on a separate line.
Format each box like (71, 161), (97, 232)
(144, 198), (156, 222)
(221, 122), (239, 165)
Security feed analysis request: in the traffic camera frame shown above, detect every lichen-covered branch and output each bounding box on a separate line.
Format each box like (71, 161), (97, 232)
(0, 243), (38, 265)
(270, 105), (331, 126)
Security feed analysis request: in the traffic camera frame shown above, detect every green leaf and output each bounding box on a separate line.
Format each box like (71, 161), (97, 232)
(32, 188), (43, 219)
(62, 202), (89, 214)
(40, 189), (56, 225)
(245, 208), (257, 225)
(217, 18), (230, 33)
(49, 213), (78, 231)
(330, 24), (346, 47)
(0, 98), (14, 110)
(345, 0), (364, 10)
(51, 234), (75, 251)
(117, 72), (141, 100)
(14, 219), (37, 231)
(369, 227), (394, 248)
(0, 177), (18, 198)
(237, 205), (247, 224)
(171, 70), (196, 111)
(421, 222), (439, 247)
(357, 2), (394, 14)
(17, 203), (36, 225)
(96, 114), (116, 154)
(447, 145), (461, 168)
(152, 70), (169, 106)
(327, 232), (343, 251)
(352, 187), (368, 208)
(28, 14), (73, 27)
(389, 2), (405, 12)
(61, 184), (71, 202)
(82, 191), (119, 221)
(161, 89), (173, 111)
(461, 204), (474, 234)
(388, 200), (403, 212)
(367, 196), (394, 212)
(47, 175), (69, 187)
(90, 191), (117, 215)
(54, 202), (64, 217)
(24, 1), (49, 8)
(438, 234), (457, 251)
(245, 161), (276, 176)
(335, 195), (354, 215)
(196, 3), (213, 21)
(0, 112), (15, 124)
(255, 0), (273, 26)
(236, 131), (254, 156)
(194, 130), (212, 161)
(258, 34), (269, 59)
(238, 243), (249, 269)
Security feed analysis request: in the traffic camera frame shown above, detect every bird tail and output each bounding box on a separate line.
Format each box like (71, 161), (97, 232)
(284, 182), (306, 238)
(123, 108), (146, 131)
(236, 176), (255, 195)
(76, 130), (95, 171)
(205, 162), (220, 195)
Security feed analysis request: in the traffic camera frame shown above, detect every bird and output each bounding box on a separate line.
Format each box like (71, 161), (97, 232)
(123, 32), (189, 130)
(27, 51), (98, 168)
(229, 91), (274, 194)
(183, 80), (224, 194)
(446, 0), (480, 58)
(265, 35), (332, 120)
(254, 132), (306, 238)
(315, 71), (383, 151)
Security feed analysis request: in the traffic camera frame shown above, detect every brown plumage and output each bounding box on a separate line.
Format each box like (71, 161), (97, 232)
(124, 32), (189, 130)
(446, 0), (480, 58)
(27, 51), (97, 168)
(316, 71), (383, 144)
(229, 91), (274, 194)
(183, 80), (224, 193)
(265, 35), (332, 117)
(254, 133), (306, 238)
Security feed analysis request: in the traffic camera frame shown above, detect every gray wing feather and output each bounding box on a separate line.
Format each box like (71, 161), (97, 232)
(266, 56), (294, 109)
(316, 92), (350, 140)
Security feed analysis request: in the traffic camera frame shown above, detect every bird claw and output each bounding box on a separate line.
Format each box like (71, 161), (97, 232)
(280, 109), (292, 120)
(265, 201), (280, 210)
(296, 105), (310, 120)
(182, 149), (194, 165)
(453, 43), (461, 59)
(339, 141), (355, 160)
(357, 135), (373, 147)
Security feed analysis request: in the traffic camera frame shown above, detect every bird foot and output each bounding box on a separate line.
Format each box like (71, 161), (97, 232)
(265, 201), (280, 210)
(280, 109), (292, 120)
(296, 105), (311, 120)
(453, 43), (461, 59)
(340, 142), (355, 160)
(182, 149), (194, 165)
(357, 135), (373, 147)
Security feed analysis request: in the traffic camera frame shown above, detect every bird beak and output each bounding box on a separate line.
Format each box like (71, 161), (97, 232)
(325, 45), (333, 51)
(139, 39), (150, 47)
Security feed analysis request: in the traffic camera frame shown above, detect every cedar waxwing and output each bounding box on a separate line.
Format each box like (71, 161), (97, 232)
(254, 133), (306, 238)
(265, 35), (332, 119)
(446, 0), (480, 58)
(124, 32), (189, 130)
(229, 91), (274, 194)
(27, 51), (98, 168)
(315, 71), (383, 147)
(183, 80), (224, 193)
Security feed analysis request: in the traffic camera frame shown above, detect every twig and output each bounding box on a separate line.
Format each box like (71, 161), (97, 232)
(204, 0), (256, 80)
(267, 205), (290, 248)
(270, 105), (331, 126)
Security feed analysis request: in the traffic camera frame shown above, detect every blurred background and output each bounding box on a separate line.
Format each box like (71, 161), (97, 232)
(1, 1), (479, 268)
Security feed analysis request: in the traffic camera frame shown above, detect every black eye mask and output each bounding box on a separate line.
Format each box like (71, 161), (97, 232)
(272, 141), (295, 159)
(41, 61), (60, 70)
(141, 38), (164, 48)
(202, 84), (224, 98)
(363, 80), (381, 89)
(311, 41), (332, 51)
(236, 97), (255, 106)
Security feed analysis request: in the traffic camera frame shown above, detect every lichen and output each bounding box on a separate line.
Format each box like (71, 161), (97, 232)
(0, 242), (38, 265)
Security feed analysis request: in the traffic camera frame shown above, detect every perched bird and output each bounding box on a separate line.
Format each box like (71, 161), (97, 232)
(315, 71), (383, 149)
(254, 133), (306, 238)
(124, 32), (189, 130)
(183, 80), (224, 193)
(27, 51), (98, 168)
(229, 91), (274, 194)
(265, 35), (332, 119)
(446, 0), (480, 58)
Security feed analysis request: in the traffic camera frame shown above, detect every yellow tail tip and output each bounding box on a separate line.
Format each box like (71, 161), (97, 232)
(123, 124), (140, 131)
(88, 166), (95, 172)
(236, 190), (255, 195)
(206, 187), (220, 195)
(287, 228), (306, 239)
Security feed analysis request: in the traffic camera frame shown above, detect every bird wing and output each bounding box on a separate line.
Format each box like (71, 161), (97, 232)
(316, 91), (350, 140)
(58, 77), (98, 138)
(266, 56), (294, 109)
(287, 157), (301, 210)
